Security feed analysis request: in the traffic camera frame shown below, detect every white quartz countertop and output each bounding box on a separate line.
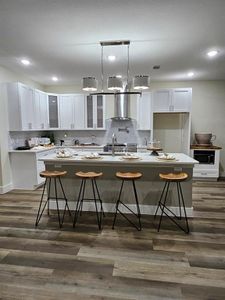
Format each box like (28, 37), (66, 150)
(39, 152), (198, 166)
(9, 145), (105, 153)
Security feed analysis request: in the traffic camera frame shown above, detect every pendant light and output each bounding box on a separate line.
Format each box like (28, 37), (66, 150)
(82, 40), (150, 95)
(108, 76), (123, 91)
(133, 75), (150, 90)
(82, 77), (97, 91)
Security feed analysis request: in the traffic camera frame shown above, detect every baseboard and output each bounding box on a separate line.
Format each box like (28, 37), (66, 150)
(49, 200), (193, 217)
(0, 182), (13, 194)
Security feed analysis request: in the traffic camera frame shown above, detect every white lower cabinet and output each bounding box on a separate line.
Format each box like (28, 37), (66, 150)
(190, 149), (220, 179)
(9, 149), (55, 190)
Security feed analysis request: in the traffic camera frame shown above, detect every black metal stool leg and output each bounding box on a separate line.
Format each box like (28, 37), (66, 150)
(35, 178), (48, 226)
(93, 179), (105, 217)
(112, 179), (124, 229)
(176, 182), (182, 220)
(47, 178), (51, 216)
(73, 179), (84, 227)
(132, 179), (142, 231)
(54, 177), (61, 228)
(79, 179), (86, 216)
(157, 181), (170, 232)
(154, 181), (167, 219)
(91, 179), (101, 230)
(178, 182), (190, 233)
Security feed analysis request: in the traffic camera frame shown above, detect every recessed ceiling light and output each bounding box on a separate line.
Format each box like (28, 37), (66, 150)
(108, 55), (116, 61)
(207, 50), (219, 57)
(116, 75), (122, 78)
(52, 76), (58, 82)
(187, 72), (194, 77)
(21, 59), (30, 66)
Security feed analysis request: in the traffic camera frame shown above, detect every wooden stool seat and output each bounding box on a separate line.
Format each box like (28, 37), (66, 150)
(75, 171), (103, 179)
(116, 172), (142, 180)
(159, 172), (188, 182)
(40, 170), (67, 178)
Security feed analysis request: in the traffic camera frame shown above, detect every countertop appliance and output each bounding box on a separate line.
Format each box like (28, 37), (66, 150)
(193, 149), (215, 164)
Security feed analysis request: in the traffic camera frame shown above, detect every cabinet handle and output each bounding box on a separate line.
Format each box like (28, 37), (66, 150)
(28, 123), (32, 129)
(201, 172), (207, 175)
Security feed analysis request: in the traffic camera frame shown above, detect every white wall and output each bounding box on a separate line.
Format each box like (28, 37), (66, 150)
(0, 65), (43, 193)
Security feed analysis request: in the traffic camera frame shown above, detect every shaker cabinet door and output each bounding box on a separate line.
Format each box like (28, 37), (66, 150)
(59, 95), (75, 129)
(136, 93), (152, 130)
(172, 88), (192, 112)
(19, 84), (35, 130)
(152, 90), (171, 112)
(34, 90), (49, 130)
(74, 94), (85, 129)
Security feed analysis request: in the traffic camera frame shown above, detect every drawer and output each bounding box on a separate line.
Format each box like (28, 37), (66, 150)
(193, 169), (218, 178)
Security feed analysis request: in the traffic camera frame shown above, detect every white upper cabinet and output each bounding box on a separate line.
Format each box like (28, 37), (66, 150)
(74, 94), (86, 129)
(59, 95), (75, 129)
(86, 95), (105, 129)
(7, 82), (36, 131)
(59, 94), (85, 130)
(153, 88), (192, 113)
(34, 90), (49, 130)
(136, 92), (153, 130)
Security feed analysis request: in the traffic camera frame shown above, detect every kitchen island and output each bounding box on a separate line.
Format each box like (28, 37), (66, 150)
(40, 152), (198, 216)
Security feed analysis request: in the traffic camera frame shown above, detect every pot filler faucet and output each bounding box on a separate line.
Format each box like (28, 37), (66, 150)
(112, 133), (117, 156)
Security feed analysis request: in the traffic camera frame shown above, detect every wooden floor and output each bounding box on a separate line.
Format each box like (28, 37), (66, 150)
(0, 180), (225, 299)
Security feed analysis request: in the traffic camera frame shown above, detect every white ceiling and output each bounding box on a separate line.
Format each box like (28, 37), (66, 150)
(0, 0), (225, 87)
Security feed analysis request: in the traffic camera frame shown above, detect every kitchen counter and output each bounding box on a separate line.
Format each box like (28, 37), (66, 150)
(190, 144), (222, 150)
(8, 145), (104, 153)
(40, 152), (197, 216)
(40, 152), (197, 166)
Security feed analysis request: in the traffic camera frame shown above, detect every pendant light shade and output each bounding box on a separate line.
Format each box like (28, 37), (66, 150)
(107, 76), (123, 91)
(133, 75), (150, 90)
(82, 77), (97, 91)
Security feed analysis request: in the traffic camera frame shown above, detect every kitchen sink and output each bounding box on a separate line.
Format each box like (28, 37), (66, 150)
(98, 152), (124, 156)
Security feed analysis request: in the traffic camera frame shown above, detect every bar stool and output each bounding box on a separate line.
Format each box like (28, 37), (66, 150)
(35, 170), (71, 228)
(154, 172), (189, 233)
(112, 172), (142, 231)
(73, 171), (104, 230)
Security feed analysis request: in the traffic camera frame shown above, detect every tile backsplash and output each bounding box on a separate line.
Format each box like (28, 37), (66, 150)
(9, 119), (151, 149)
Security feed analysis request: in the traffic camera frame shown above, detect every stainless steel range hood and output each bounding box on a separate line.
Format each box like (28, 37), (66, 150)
(112, 85), (131, 120)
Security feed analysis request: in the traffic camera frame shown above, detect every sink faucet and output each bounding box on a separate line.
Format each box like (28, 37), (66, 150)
(112, 133), (117, 156)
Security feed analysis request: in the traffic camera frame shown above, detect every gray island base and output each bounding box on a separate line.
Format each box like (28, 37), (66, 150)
(39, 153), (198, 217)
